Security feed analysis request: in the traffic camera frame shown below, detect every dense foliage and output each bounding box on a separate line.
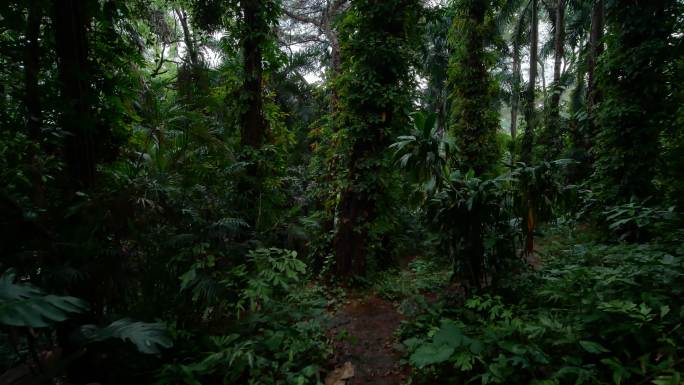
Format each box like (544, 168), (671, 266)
(1, 0), (682, 384)
(404, 226), (684, 384)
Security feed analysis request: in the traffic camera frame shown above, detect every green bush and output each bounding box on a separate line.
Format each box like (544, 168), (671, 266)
(402, 235), (684, 384)
(373, 259), (451, 301)
(157, 248), (330, 385)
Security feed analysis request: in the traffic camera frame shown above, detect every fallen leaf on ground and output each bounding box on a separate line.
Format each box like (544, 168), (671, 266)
(325, 361), (355, 385)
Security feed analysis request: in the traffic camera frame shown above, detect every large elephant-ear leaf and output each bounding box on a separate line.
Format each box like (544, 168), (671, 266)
(77, 319), (173, 355)
(0, 269), (88, 328)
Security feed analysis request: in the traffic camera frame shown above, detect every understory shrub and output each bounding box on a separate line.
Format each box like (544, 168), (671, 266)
(402, 231), (684, 385)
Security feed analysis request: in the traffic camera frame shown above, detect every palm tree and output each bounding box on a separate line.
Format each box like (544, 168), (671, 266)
(543, 0), (566, 160)
(390, 111), (456, 193)
(504, 9), (530, 142)
(419, 7), (452, 134)
(521, 0), (538, 163)
(586, 0), (603, 115)
(495, 0), (539, 156)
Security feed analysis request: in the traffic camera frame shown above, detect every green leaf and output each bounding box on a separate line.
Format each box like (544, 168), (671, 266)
(78, 319), (173, 355)
(409, 343), (455, 368)
(579, 340), (610, 354)
(0, 270), (88, 328)
(0, 269), (41, 300)
(433, 320), (463, 348)
(301, 365), (318, 378)
(180, 268), (198, 291)
(652, 373), (681, 385)
(660, 305), (670, 318)
(454, 351), (474, 370)
(469, 339), (484, 355)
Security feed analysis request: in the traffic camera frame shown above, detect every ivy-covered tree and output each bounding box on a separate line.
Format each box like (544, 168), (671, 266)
(446, 0), (502, 288)
(594, 0), (682, 203)
(448, 0), (500, 176)
(333, 0), (420, 278)
(2, 0), (684, 383)
(586, 0), (603, 116)
(239, 0), (280, 148)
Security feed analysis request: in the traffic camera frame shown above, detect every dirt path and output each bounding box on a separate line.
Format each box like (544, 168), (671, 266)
(325, 295), (409, 385)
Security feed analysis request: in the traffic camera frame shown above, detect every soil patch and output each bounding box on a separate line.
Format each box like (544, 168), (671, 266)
(326, 295), (408, 385)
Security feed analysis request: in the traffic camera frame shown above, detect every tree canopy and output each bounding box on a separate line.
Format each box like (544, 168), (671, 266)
(1, 0), (683, 383)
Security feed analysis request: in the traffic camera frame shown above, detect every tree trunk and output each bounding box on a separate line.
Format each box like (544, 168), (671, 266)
(175, 7), (209, 108)
(240, 0), (267, 148)
(334, 184), (372, 277)
(282, 0), (346, 122)
(333, 0), (417, 279)
(544, 0), (565, 159)
(25, 0), (42, 140)
(175, 8), (199, 67)
(539, 59), (546, 98)
(24, 0), (45, 206)
(321, 0), (346, 126)
(53, 0), (96, 188)
(584, 0), (604, 161)
(521, 0), (538, 164)
(550, 0), (565, 117)
(586, 0), (603, 114)
(457, 0), (497, 175)
(328, 32), (342, 117)
(510, 38), (521, 141)
(0, 75), (5, 125)
(522, 0), (539, 256)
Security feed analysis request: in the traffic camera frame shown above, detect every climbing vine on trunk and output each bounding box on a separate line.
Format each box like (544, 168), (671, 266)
(333, 0), (420, 278)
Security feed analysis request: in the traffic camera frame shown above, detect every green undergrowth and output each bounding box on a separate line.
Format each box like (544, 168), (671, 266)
(399, 226), (684, 385)
(155, 250), (333, 385)
(372, 258), (451, 301)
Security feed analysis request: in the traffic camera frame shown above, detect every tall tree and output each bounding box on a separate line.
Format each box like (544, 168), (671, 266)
(24, 0), (42, 140)
(497, 0), (548, 145)
(333, 0), (419, 278)
(520, 0), (538, 255)
(283, 0), (349, 83)
(175, 7), (209, 107)
(520, 0), (538, 164)
(24, 0), (45, 206)
(239, 0), (272, 148)
(543, 0), (565, 160)
(585, 0), (603, 115)
(594, 0), (681, 202)
(578, 0), (603, 166)
(53, 0), (97, 188)
(497, 0), (532, 143)
(282, 0), (348, 109)
(448, 0), (500, 288)
(509, 23), (523, 141)
(419, 6), (452, 134)
(449, 0), (500, 175)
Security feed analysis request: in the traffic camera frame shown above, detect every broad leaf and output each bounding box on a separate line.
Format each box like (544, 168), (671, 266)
(409, 343), (455, 368)
(0, 269), (88, 328)
(78, 319), (173, 355)
(579, 340), (610, 354)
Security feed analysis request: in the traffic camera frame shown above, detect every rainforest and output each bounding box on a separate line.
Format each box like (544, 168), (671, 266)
(1, 0), (683, 384)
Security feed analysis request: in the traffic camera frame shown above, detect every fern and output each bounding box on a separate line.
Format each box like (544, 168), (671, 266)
(212, 217), (250, 236)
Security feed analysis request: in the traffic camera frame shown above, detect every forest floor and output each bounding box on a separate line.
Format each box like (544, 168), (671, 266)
(321, 246), (547, 385)
(325, 294), (409, 385)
